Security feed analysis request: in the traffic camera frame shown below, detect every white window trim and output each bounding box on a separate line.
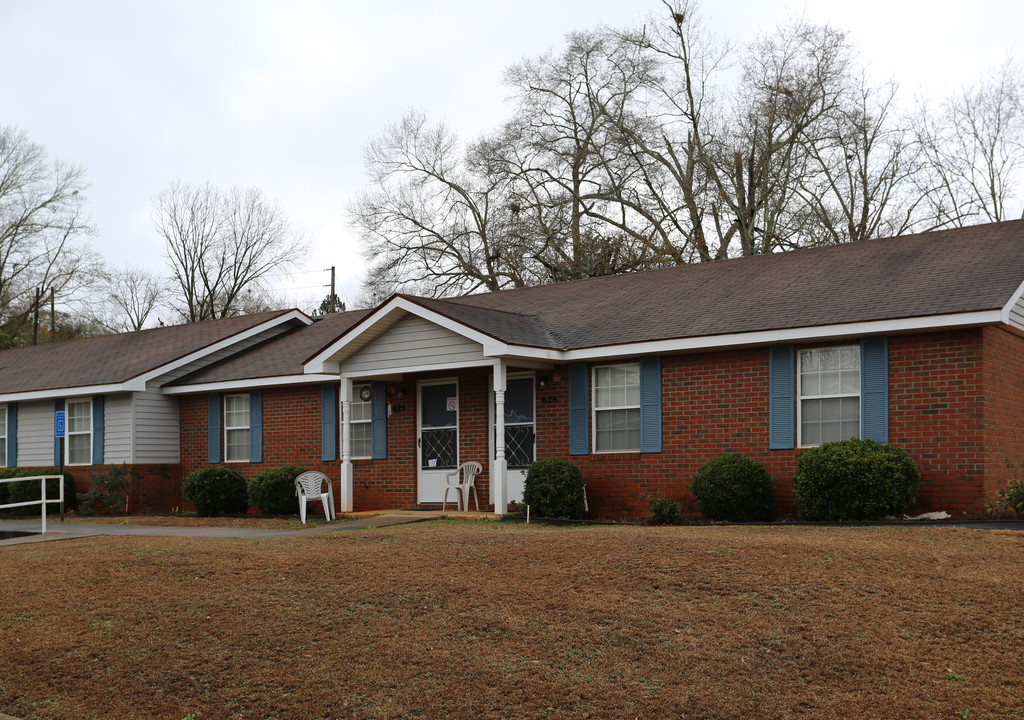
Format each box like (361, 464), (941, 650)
(797, 346), (861, 448)
(66, 398), (92, 466)
(351, 384), (372, 460)
(591, 362), (642, 454)
(0, 404), (7, 468)
(223, 393), (250, 463)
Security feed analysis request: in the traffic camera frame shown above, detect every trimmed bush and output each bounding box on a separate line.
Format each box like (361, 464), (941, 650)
(649, 497), (681, 525)
(996, 479), (1024, 514)
(2, 468), (77, 514)
(248, 465), (305, 515)
(691, 455), (774, 522)
(794, 438), (920, 521)
(183, 466), (248, 517)
(78, 464), (131, 515)
(523, 459), (586, 519)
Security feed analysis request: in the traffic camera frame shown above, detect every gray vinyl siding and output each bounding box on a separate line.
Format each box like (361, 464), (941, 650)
(1009, 294), (1024, 332)
(16, 400), (55, 466)
(133, 391), (180, 463)
(104, 393), (133, 464)
(342, 315), (484, 375)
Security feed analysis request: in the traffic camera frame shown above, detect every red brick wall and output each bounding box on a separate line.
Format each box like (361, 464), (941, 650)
(981, 325), (1024, 502)
(59, 464), (184, 513)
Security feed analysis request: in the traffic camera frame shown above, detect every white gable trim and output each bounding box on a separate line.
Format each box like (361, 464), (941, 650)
(135, 309), (312, 386)
(305, 297), (520, 374)
(162, 373), (339, 395)
(1000, 278), (1024, 326)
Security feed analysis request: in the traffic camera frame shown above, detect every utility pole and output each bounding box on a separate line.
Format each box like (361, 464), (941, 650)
(49, 288), (55, 341)
(32, 286), (40, 345)
(330, 266), (336, 314)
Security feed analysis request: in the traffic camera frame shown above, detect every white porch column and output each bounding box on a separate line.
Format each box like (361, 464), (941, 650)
(340, 377), (354, 513)
(492, 362), (507, 516)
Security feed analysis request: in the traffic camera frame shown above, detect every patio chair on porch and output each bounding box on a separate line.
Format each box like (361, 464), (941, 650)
(295, 471), (335, 524)
(442, 461), (482, 512)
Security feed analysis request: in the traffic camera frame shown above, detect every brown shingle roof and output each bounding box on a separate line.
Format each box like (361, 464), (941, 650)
(438, 220), (1024, 349)
(171, 310), (371, 386)
(0, 310), (298, 395)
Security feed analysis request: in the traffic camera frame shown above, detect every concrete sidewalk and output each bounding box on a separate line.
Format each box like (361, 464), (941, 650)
(0, 510), (472, 546)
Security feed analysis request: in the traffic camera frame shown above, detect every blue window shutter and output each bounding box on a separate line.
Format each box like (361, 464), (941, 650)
(208, 394), (221, 463)
(8, 403), (18, 467)
(249, 390), (263, 463)
(371, 381), (387, 459)
(54, 398), (63, 465)
(640, 356), (662, 453)
(321, 383), (337, 462)
(92, 395), (104, 465)
(861, 337), (889, 443)
(568, 362), (589, 455)
(769, 346), (795, 450)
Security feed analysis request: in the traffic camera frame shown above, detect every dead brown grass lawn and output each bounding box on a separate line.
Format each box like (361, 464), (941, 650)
(1, 521), (1022, 720)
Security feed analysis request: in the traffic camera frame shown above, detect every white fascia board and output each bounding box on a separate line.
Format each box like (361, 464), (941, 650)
(307, 297), (504, 373)
(560, 311), (1003, 362)
(1000, 279), (1024, 324)
(135, 310), (312, 387)
(0, 382), (141, 404)
(162, 373), (338, 395)
(340, 358), (500, 380)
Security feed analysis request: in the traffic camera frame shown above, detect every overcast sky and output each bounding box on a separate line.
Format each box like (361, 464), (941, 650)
(3, 0), (1021, 316)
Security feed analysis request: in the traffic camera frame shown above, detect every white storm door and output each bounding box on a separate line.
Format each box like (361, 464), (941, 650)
(418, 380), (459, 504)
(492, 375), (535, 505)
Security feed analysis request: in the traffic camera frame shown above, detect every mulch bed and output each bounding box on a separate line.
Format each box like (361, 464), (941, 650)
(1, 521), (1022, 719)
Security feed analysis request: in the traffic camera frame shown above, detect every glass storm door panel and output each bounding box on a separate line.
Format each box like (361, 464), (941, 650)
(495, 375), (535, 505)
(418, 381), (459, 504)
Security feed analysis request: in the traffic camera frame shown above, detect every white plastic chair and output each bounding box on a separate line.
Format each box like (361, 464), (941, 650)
(295, 471), (335, 524)
(442, 461), (482, 512)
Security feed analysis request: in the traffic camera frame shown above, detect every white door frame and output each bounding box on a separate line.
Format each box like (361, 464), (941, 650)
(417, 378), (459, 504)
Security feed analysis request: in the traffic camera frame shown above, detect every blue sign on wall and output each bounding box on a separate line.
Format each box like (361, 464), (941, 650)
(55, 411), (66, 438)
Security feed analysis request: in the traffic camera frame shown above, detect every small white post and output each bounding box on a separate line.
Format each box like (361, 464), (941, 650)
(340, 378), (354, 513)
(492, 362), (507, 516)
(41, 476), (47, 535)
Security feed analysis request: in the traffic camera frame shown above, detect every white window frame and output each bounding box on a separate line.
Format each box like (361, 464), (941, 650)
(0, 404), (7, 468)
(223, 394), (250, 463)
(797, 346), (861, 448)
(592, 362), (642, 454)
(66, 398), (92, 466)
(350, 384), (372, 460)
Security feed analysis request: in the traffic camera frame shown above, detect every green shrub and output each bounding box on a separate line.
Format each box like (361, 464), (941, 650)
(248, 465), (305, 515)
(794, 438), (920, 521)
(649, 497), (681, 524)
(183, 466), (248, 517)
(691, 455), (774, 522)
(2, 468), (76, 514)
(523, 459), (586, 519)
(78, 464), (131, 515)
(996, 479), (1024, 514)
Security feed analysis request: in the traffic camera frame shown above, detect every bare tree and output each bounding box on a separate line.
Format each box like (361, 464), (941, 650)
(916, 57), (1024, 226)
(155, 182), (307, 322)
(0, 126), (100, 344)
(91, 265), (165, 332)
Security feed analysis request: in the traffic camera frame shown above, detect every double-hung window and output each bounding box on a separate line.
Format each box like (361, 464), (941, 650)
(0, 405), (6, 467)
(224, 394), (250, 462)
(798, 346), (860, 446)
(351, 384), (372, 459)
(593, 363), (641, 453)
(67, 399), (92, 465)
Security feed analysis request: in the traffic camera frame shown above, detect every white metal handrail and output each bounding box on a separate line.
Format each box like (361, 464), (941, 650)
(0, 475), (64, 534)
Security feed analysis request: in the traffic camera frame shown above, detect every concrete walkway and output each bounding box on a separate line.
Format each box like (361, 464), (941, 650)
(0, 510), (485, 547)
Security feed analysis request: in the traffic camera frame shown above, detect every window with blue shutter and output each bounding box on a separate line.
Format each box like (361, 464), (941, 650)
(640, 356), (662, 453)
(92, 395), (104, 465)
(860, 337), (889, 443)
(207, 394), (221, 463)
(7, 403), (17, 467)
(370, 381), (387, 459)
(568, 363), (589, 455)
(321, 384), (337, 462)
(249, 390), (262, 463)
(769, 346), (796, 449)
